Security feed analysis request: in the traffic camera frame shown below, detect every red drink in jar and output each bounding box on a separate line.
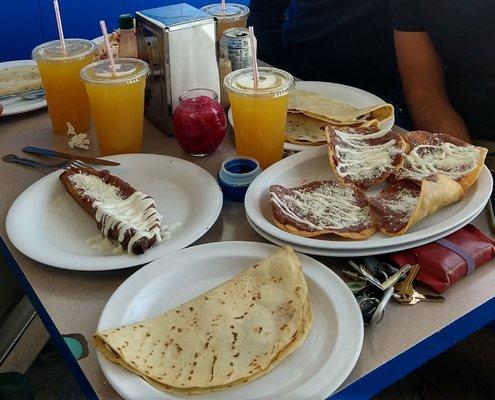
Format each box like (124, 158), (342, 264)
(173, 88), (227, 156)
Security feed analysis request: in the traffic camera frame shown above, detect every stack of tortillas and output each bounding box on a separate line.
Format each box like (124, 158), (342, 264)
(286, 89), (394, 146)
(0, 65), (42, 97)
(94, 246), (312, 394)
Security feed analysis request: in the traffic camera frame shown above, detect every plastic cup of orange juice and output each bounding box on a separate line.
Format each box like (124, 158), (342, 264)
(32, 39), (96, 135)
(80, 58), (149, 156)
(201, 3), (250, 44)
(224, 67), (295, 169)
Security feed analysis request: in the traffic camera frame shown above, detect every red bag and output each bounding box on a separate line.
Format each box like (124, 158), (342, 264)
(388, 225), (495, 293)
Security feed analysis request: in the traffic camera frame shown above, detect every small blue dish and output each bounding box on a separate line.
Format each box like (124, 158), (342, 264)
(217, 156), (262, 202)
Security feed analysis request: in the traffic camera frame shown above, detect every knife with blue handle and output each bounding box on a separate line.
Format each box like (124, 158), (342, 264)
(22, 146), (120, 166)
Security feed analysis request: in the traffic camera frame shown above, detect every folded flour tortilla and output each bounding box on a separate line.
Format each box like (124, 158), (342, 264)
(94, 246), (312, 394)
(326, 126), (406, 187)
(390, 131), (487, 190)
(288, 89), (394, 127)
(0, 65), (42, 96)
(369, 175), (464, 236)
(270, 181), (376, 239)
(285, 113), (328, 145)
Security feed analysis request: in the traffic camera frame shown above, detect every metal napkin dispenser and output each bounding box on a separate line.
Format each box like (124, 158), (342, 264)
(136, 3), (220, 135)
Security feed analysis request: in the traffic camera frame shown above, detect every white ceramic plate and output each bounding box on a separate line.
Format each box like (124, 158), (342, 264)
(96, 241), (363, 400)
(227, 80), (395, 152)
(6, 154), (223, 271)
(245, 146), (492, 253)
(0, 60), (47, 116)
(246, 197), (487, 256)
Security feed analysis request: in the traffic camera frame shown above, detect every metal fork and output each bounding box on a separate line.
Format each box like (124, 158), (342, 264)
(3, 154), (95, 170)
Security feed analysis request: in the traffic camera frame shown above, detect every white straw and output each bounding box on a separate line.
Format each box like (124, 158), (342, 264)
(221, 0), (226, 15)
(99, 20), (117, 77)
(53, 0), (66, 54)
(248, 26), (259, 89)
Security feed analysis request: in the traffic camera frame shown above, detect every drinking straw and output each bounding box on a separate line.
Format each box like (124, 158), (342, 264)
(248, 26), (259, 89)
(53, 0), (66, 54)
(221, 0), (226, 15)
(99, 20), (117, 77)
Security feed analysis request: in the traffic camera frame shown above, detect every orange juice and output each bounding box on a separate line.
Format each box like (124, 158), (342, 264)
(201, 4), (250, 43)
(225, 67), (295, 169)
(228, 93), (289, 168)
(33, 39), (96, 134)
(81, 59), (149, 156)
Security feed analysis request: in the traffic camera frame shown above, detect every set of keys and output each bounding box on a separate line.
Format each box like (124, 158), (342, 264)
(393, 264), (446, 305)
(344, 258), (447, 327)
(344, 258), (412, 327)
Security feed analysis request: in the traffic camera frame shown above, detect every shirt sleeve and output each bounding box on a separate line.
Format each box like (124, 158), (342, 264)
(247, 0), (292, 62)
(389, 0), (425, 32)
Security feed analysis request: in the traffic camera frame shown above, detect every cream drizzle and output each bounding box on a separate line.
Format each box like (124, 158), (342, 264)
(160, 222), (182, 240)
(404, 142), (480, 180)
(85, 222), (181, 255)
(86, 234), (125, 255)
(94, 191), (162, 254)
(334, 128), (390, 140)
(68, 173), (164, 254)
(270, 185), (371, 231)
(333, 129), (401, 181)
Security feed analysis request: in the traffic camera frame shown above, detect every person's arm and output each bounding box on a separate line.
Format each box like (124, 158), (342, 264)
(394, 31), (471, 142)
(247, 0), (292, 63)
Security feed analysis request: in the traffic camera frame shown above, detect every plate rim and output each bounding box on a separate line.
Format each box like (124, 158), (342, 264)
(5, 153), (223, 271)
(246, 200), (486, 256)
(96, 240), (364, 400)
(227, 80), (395, 152)
(0, 59), (47, 116)
(244, 145), (493, 250)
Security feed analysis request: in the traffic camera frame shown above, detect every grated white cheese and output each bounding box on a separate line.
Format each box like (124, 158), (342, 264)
(270, 184), (372, 231)
(380, 189), (418, 215)
(69, 173), (123, 202)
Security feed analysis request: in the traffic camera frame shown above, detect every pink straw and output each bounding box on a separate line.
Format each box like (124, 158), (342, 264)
(99, 20), (117, 77)
(221, 0), (226, 15)
(248, 27), (259, 89)
(53, 0), (66, 54)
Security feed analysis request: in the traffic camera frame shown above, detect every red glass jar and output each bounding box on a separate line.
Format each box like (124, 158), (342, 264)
(173, 88), (227, 156)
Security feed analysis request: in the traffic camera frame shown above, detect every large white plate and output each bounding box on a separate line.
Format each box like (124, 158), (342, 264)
(6, 154), (223, 271)
(246, 197), (487, 256)
(0, 60), (47, 116)
(245, 146), (492, 252)
(227, 80), (395, 152)
(96, 241), (363, 400)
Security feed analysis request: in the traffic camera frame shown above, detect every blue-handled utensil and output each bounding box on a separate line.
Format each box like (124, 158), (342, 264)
(3, 154), (93, 170)
(22, 146), (120, 166)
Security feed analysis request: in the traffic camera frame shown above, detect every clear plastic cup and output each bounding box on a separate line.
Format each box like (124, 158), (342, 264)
(201, 3), (250, 43)
(80, 59), (150, 156)
(32, 39), (96, 134)
(224, 67), (295, 168)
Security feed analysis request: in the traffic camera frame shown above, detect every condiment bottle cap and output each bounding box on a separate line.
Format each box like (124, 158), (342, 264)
(119, 14), (134, 30)
(217, 156), (262, 202)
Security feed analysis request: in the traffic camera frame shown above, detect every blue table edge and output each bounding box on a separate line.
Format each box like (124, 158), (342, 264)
(2, 236), (494, 400)
(0, 237), (99, 400)
(330, 295), (495, 399)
